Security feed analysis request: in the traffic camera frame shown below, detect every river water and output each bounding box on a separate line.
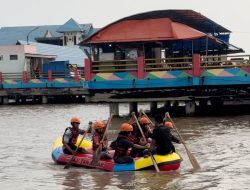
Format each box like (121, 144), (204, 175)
(0, 104), (249, 190)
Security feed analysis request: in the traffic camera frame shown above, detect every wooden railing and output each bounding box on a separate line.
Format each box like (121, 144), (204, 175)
(92, 59), (137, 73)
(144, 57), (193, 72)
(0, 70), (84, 82)
(201, 55), (250, 69)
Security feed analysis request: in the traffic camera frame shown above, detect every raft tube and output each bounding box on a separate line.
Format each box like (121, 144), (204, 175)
(52, 137), (182, 172)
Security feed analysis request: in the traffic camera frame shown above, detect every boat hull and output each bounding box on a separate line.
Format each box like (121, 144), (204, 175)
(52, 137), (182, 172)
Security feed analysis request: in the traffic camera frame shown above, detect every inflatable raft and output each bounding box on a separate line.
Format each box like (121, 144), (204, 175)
(52, 137), (182, 172)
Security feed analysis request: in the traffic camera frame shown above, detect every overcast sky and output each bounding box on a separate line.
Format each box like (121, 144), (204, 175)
(1, 0), (250, 53)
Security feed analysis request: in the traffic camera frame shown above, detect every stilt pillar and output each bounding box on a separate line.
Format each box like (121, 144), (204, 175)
(164, 101), (171, 112)
(3, 96), (9, 105)
(185, 101), (196, 116)
(84, 95), (91, 103)
(42, 96), (48, 104)
(109, 103), (119, 117)
(150, 102), (157, 112)
(129, 102), (138, 114)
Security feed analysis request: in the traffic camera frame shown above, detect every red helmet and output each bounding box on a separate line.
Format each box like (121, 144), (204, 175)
(93, 121), (105, 129)
(165, 121), (173, 129)
(120, 123), (133, 132)
(71, 117), (81, 124)
(139, 117), (151, 125)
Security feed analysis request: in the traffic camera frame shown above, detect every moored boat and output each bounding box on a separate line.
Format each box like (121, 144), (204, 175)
(52, 137), (182, 172)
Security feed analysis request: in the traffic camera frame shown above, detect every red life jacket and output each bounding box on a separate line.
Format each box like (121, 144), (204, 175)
(92, 132), (108, 151)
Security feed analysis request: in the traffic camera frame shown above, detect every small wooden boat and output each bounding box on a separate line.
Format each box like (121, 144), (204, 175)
(52, 137), (182, 172)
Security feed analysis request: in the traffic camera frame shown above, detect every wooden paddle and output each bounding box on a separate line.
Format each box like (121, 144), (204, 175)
(132, 112), (160, 172)
(165, 112), (201, 170)
(91, 114), (113, 165)
(64, 122), (92, 169)
(140, 109), (154, 126)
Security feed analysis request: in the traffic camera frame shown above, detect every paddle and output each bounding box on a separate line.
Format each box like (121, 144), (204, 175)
(140, 110), (155, 126)
(91, 114), (113, 165)
(64, 121), (92, 169)
(165, 112), (201, 170)
(132, 112), (160, 172)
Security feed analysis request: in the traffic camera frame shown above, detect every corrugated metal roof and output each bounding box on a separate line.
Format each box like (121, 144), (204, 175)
(57, 18), (83, 33)
(0, 25), (61, 45)
(18, 40), (87, 67)
(0, 20), (93, 45)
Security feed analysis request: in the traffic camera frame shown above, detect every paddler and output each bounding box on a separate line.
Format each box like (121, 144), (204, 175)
(62, 117), (89, 155)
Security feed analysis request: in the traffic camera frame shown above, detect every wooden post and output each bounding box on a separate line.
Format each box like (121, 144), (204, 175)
(48, 70), (53, 82)
(137, 56), (145, 79)
(74, 68), (80, 82)
(22, 71), (28, 83)
(192, 54), (201, 77)
(109, 103), (119, 117)
(84, 58), (92, 81)
(0, 72), (2, 83)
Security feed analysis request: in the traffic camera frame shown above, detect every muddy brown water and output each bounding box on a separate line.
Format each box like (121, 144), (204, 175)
(0, 104), (249, 190)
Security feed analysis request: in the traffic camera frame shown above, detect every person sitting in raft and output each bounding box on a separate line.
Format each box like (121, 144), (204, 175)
(164, 121), (181, 150)
(130, 117), (152, 158)
(92, 121), (112, 159)
(62, 117), (89, 155)
(150, 115), (180, 155)
(113, 123), (150, 164)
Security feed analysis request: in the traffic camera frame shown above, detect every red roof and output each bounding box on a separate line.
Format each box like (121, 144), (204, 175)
(86, 18), (206, 43)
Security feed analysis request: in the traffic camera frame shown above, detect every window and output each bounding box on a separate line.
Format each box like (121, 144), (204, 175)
(74, 36), (76, 45)
(0, 55), (3, 61)
(10, 55), (18, 60)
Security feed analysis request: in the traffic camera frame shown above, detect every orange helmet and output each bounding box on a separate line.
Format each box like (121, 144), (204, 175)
(71, 117), (81, 124)
(139, 117), (151, 125)
(120, 123), (133, 132)
(165, 121), (173, 129)
(93, 121), (105, 129)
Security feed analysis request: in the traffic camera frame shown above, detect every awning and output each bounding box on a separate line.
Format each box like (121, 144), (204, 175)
(84, 18), (208, 44)
(25, 53), (57, 59)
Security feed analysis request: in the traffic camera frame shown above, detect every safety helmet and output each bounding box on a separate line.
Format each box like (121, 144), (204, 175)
(71, 117), (81, 124)
(120, 123), (133, 132)
(139, 117), (151, 125)
(93, 121), (105, 129)
(165, 121), (173, 129)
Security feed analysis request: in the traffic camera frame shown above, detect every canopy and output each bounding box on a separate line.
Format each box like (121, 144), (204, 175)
(85, 18), (207, 44)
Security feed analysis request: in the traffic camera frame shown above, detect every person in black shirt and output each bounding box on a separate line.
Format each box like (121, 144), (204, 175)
(150, 114), (180, 155)
(113, 123), (149, 164)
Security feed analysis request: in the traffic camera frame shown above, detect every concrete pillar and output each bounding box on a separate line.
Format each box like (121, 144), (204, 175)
(42, 96), (48, 104)
(185, 101), (196, 116)
(109, 103), (119, 117)
(164, 101), (171, 112)
(150, 102), (157, 112)
(84, 95), (91, 103)
(129, 102), (138, 114)
(3, 96), (9, 105)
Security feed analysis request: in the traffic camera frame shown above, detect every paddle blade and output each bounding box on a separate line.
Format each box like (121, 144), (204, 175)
(185, 145), (201, 170)
(91, 148), (101, 165)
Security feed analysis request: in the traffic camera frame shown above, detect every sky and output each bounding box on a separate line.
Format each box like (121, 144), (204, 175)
(1, 0), (250, 53)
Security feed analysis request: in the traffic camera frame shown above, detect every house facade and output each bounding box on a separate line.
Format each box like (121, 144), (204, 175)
(0, 45), (56, 78)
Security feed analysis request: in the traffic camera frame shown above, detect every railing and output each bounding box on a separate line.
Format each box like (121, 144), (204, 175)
(144, 57), (193, 72)
(0, 69), (85, 83)
(201, 55), (250, 69)
(92, 59), (137, 73)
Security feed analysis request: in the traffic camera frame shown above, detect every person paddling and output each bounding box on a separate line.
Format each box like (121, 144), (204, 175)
(130, 117), (152, 158)
(150, 115), (180, 155)
(62, 117), (89, 155)
(92, 121), (112, 159)
(113, 123), (149, 164)
(165, 121), (181, 146)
